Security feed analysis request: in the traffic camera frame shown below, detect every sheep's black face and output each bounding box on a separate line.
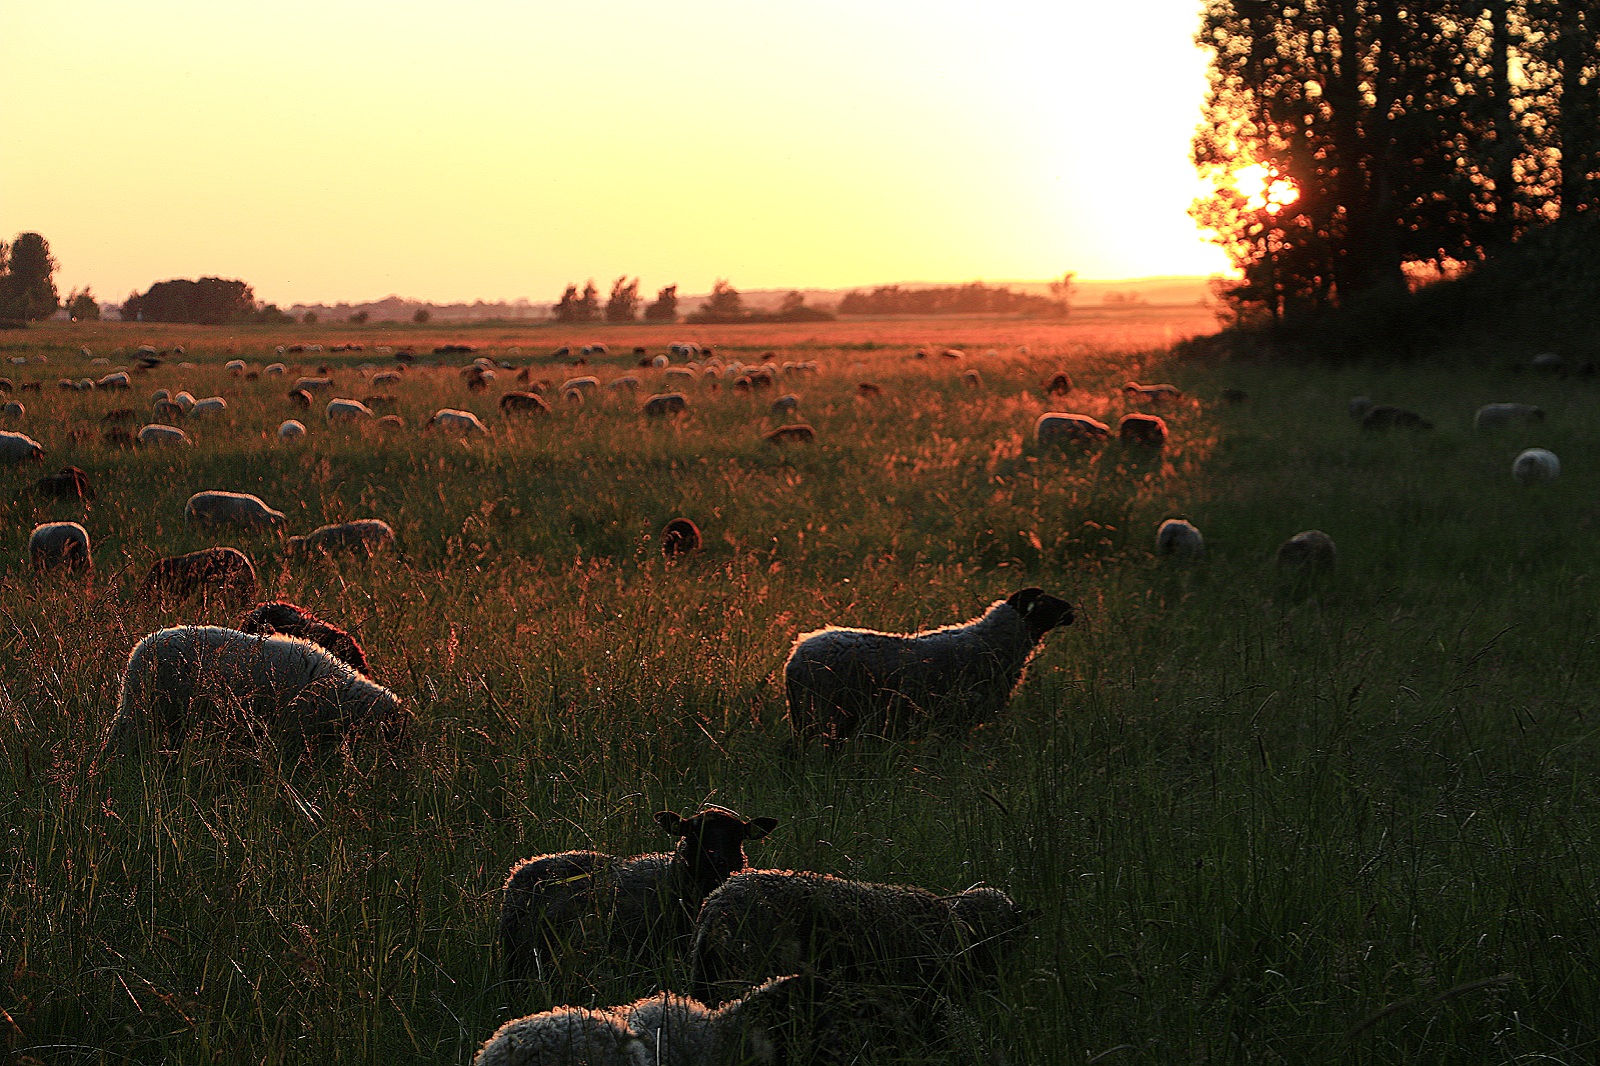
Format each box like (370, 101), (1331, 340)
(240, 600), (313, 635)
(658, 807), (778, 888)
(1005, 588), (1074, 641)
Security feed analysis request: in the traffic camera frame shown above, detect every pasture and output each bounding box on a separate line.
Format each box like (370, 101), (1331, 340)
(2, 314), (1598, 1064)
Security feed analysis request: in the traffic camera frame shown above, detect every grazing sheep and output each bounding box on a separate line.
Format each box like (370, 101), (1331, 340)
(427, 408), (489, 434)
(225, 359), (247, 375)
(371, 370), (402, 386)
(1361, 405), (1432, 430)
(190, 396), (228, 417)
(1123, 382), (1182, 402)
(278, 419), (307, 440)
(185, 491), (287, 530)
(325, 398), (374, 423)
(171, 391), (196, 412)
(501, 391), (553, 416)
(1034, 413), (1110, 446)
(1277, 530), (1337, 573)
(643, 393), (689, 418)
(664, 367), (696, 385)
(264, 362), (287, 375)
(499, 805), (778, 982)
(2, 401), (22, 419)
(785, 587), (1073, 747)
(1118, 413), (1169, 447)
(152, 399), (187, 422)
(562, 376), (601, 395)
(21, 467), (94, 501)
(0, 430), (44, 463)
(472, 1006), (640, 1066)
(691, 871), (1026, 1009)
(769, 395), (799, 415)
(1045, 372), (1072, 396)
(105, 626), (402, 754)
(763, 425), (815, 445)
(939, 348), (964, 360)
(138, 423), (190, 447)
(661, 517), (702, 557)
(288, 388), (314, 408)
(961, 369), (981, 388)
(141, 547), (258, 604)
(1155, 518), (1205, 560)
(1513, 448), (1561, 484)
(563, 388), (586, 406)
(607, 376), (641, 393)
(293, 376), (334, 393)
(361, 394), (397, 412)
(96, 371), (131, 390)
(1474, 403), (1546, 430)
(238, 600), (371, 676)
(379, 414), (405, 429)
(1531, 352), (1563, 373)
(29, 522), (91, 574)
(287, 519), (396, 559)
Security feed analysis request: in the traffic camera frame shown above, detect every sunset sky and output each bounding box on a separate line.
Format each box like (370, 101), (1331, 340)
(2, 1), (1231, 307)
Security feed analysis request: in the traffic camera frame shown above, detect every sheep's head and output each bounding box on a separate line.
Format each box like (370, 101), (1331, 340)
(1005, 587), (1074, 642)
(948, 887), (1030, 976)
(657, 806), (778, 891)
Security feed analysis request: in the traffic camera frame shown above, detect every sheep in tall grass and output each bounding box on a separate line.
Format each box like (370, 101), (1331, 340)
(326, 398), (374, 423)
(661, 518), (702, 558)
(1034, 413), (1109, 445)
(690, 871), (1027, 1009)
(1118, 413), (1169, 448)
(770, 395), (799, 416)
(105, 626), (403, 754)
(0, 430), (44, 463)
(501, 391), (553, 416)
(138, 424), (190, 447)
(29, 522), (91, 574)
(1155, 518), (1205, 560)
(185, 491), (287, 530)
(428, 408), (489, 434)
(643, 393), (689, 417)
(190, 396), (228, 417)
(562, 376), (601, 395)
(96, 371), (131, 390)
(1513, 448), (1561, 484)
(1474, 403), (1546, 430)
(238, 600), (372, 676)
(1123, 382), (1181, 403)
(21, 467), (94, 501)
(287, 519), (395, 559)
(278, 419), (306, 440)
(784, 587), (1073, 747)
(293, 376), (333, 393)
(2, 401), (23, 420)
(498, 805), (778, 982)
(1277, 530), (1337, 573)
(141, 547), (258, 604)
(1045, 372), (1072, 396)
(763, 424), (815, 445)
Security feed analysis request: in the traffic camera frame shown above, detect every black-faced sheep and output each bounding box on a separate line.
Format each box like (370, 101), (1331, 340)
(141, 547), (258, 604)
(238, 600), (371, 676)
(287, 519), (396, 559)
(30, 522), (91, 574)
(105, 626), (403, 754)
(1118, 412), (1169, 447)
(661, 518), (702, 558)
(498, 805), (778, 982)
(784, 587), (1073, 747)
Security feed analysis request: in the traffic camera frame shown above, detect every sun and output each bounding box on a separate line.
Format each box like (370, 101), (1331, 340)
(1230, 163), (1300, 215)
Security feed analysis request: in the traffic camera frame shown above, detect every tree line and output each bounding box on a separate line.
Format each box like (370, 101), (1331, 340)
(836, 277), (1072, 317)
(1194, 0), (1600, 324)
(551, 277), (834, 323)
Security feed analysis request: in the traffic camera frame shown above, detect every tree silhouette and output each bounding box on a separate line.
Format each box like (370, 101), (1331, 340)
(554, 280), (600, 323)
(66, 288), (100, 321)
(0, 232), (60, 321)
(605, 276), (640, 322)
(642, 285), (679, 322)
(121, 277), (256, 324)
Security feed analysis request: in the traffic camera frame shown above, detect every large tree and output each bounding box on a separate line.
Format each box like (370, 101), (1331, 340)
(642, 284), (679, 322)
(604, 276), (640, 323)
(121, 277), (256, 324)
(0, 232), (60, 321)
(553, 280), (600, 323)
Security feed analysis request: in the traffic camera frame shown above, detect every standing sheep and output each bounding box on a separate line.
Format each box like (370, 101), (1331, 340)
(326, 398), (374, 423)
(427, 408), (489, 434)
(1277, 530), (1337, 573)
(185, 491), (287, 530)
(287, 519), (396, 559)
(1474, 403), (1546, 430)
(501, 391), (553, 416)
(29, 522), (91, 574)
(784, 587), (1073, 747)
(499, 805), (778, 982)
(1513, 448), (1560, 484)
(1034, 413), (1109, 446)
(643, 393), (689, 417)
(278, 419), (306, 439)
(1118, 412), (1169, 448)
(0, 430), (44, 463)
(1155, 518), (1205, 560)
(141, 547), (258, 605)
(238, 600), (372, 676)
(763, 424), (815, 445)
(138, 424), (190, 447)
(104, 626), (404, 754)
(661, 518), (702, 558)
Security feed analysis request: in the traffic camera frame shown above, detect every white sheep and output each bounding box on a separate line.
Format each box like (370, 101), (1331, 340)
(185, 491), (287, 530)
(189, 396), (228, 417)
(225, 359), (247, 374)
(427, 408), (489, 434)
(664, 367), (696, 384)
(264, 362), (287, 375)
(1034, 412), (1110, 446)
(0, 430), (45, 462)
(96, 371), (131, 390)
(371, 370), (402, 386)
(784, 587), (1074, 746)
(325, 398), (374, 423)
(29, 521), (91, 573)
(1513, 448), (1560, 484)
(104, 626), (404, 754)
(473, 1006), (642, 1066)
(643, 393), (688, 417)
(293, 376), (333, 393)
(607, 375), (641, 392)
(562, 376), (601, 395)
(287, 519), (395, 558)
(652, 354), (670, 369)
(171, 391), (197, 412)
(1155, 518), (1205, 560)
(1475, 403), (1546, 430)
(278, 419), (306, 440)
(137, 424), (191, 447)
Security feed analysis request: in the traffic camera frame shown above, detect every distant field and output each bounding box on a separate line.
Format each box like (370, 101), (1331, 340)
(3, 316), (1597, 1064)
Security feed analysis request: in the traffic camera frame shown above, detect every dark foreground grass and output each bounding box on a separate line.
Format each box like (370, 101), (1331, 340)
(2, 323), (1598, 1064)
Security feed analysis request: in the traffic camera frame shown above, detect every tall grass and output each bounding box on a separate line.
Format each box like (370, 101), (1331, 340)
(2, 322), (1597, 1063)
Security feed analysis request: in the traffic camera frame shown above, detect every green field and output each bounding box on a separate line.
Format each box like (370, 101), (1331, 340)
(3, 318), (1597, 1064)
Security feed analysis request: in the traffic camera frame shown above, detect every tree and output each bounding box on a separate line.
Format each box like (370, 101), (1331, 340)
(121, 277), (256, 324)
(642, 284), (679, 322)
(303, 311), (319, 325)
(412, 307), (431, 324)
(0, 232), (60, 321)
(703, 279), (743, 318)
(66, 288), (100, 321)
(605, 276), (640, 322)
(554, 280), (600, 323)
(349, 310), (370, 325)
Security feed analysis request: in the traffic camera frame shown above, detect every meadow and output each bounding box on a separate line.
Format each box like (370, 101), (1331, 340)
(2, 310), (1598, 1065)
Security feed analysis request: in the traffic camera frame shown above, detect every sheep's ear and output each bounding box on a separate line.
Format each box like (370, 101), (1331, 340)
(745, 817), (778, 841)
(655, 811), (686, 836)
(1006, 587), (1044, 612)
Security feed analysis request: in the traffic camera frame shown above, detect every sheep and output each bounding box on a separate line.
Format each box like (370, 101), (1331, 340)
(563, 388), (586, 406)
(784, 586), (1073, 747)
(1513, 448), (1561, 484)
(287, 388), (314, 408)
(379, 414), (405, 429)
(763, 425), (815, 445)
(643, 393), (689, 417)
(185, 491), (287, 530)
(189, 396), (228, 417)
(371, 370), (402, 386)
(237, 600), (371, 676)
(138, 423), (190, 447)
(607, 376), (641, 393)
(690, 871), (1027, 1010)
(499, 805), (778, 982)
(2, 401), (22, 419)
(171, 391), (196, 413)
(287, 519), (396, 559)
(29, 522), (91, 574)
(96, 371), (131, 390)
(0, 430), (44, 463)
(428, 408), (489, 434)
(225, 359), (247, 375)
(104, 626), (403, 754)
(472, 1006), (642, 1066)
(293, 376), (334, 393)
(1123, 382), (1182, 403)
(1034, 413), (1110, 446)
(21, 467), (94, 501)
(152, 399), (187, 422)
(562, 376), (600, 395)
(141, 547), (258, 604)
(1044, 372), (1073, 396)
(940, 348), (964, 360)
(100, 408), (136, 425)
(264, 362), (287, 375)
(325, 398), (374, 423)
(961, 368), (981, 388)
(1361, 405), (1432, 430)
(1155, 518), (1205, 560)
(1474, 403), (1546, 430)
(1277, 530), (1337, 573)
(501, 391), (553, 416)
(278, 419), (306, 440)
(1119, 412), (1169, 448)
(661, 517), (702, 558)
(769, 395), (799, 415)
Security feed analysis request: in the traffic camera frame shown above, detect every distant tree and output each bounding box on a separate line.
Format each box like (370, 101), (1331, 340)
(836, 280), (1068, 317)
(780, 290), (806, 315)
(554, 280), (600, 323)
(605, 276), (640, 322)
(412, 307), (431, 324)
(255, 303), (294, 325)
(121, 277), (256, 324)
(642, 284), (679, 322)
(770, 290), (834, 323)
(302, 311), (319, 325)
(349, 310), (369, 325)
(705, 279), (742, 318)
(1048, 272), (1075, 309)
(0, 232), (60, 321)
(66, 288), (100, 321)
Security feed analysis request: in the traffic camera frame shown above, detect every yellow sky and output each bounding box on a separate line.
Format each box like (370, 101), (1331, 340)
(1, 0), (1231, 306)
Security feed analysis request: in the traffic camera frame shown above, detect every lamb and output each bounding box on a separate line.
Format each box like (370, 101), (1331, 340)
(1155, 518), (1205, 560)
(21, 467), (94, 501)
(185, 491), (287, 530)
(1118, 412), (1169, 447)
(287, 519), (396, 559)
(138, 424), (190, 447)
(763, 425), (815, 445)
(1513, 448), (1560, 484)
(325, 398), (374, 423)
(690, 870), (1027, 1010)
(29, 522), (91, 574)
(1035, 413), (1110, 447)
(278, 419), (306, 440)
(1361, 405), (1432, 430)
(784, 586), (1073, 747)
(643, 393), (689, 417)
(501, 391), (553, 416)
(237, 600), (371, 676)
(1474, 403), (1546, 430)
(0, 430), (44, 463)
(1277, 529), (1337, 573)
(141, 547), (258, 604)
(104, 626), (403, 754)
(498, 805), (778, 982)
(661, 517), (702, 557)
(427, 408), (489, 434)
